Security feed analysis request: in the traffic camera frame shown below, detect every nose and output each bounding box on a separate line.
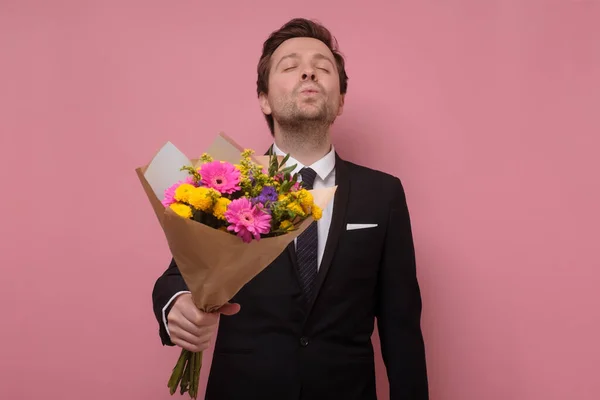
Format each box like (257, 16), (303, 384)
(301, 71), (317, 81)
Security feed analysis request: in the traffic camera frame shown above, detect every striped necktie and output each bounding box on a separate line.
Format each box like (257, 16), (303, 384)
(296, 167), (318, 303)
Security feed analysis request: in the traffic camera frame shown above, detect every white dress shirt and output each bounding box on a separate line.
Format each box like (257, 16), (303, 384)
(271, 142), (336, 269)
(161, 143), (337, 338)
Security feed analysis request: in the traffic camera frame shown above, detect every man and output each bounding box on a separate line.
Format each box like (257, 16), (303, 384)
(152, 17), (429, 400)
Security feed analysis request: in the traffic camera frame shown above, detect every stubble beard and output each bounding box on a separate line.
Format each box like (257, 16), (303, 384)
(271, 95), (337, 151)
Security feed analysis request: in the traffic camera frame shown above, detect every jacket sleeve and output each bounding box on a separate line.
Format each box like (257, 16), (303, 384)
(376, 177), (429, 399)
(152, 257), (190, 346)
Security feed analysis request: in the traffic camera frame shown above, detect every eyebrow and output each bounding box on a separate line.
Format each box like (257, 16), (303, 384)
(312, 53), (335, 66)
(275, 52), (335, 70)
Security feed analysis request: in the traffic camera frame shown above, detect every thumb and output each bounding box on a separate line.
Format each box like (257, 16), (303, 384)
(217, 302), (241, 316)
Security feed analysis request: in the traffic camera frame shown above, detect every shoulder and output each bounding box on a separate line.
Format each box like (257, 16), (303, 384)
(337, 155), (409, 207)
(340, 156), (404, 190)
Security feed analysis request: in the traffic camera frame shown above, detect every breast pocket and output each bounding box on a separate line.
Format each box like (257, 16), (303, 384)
(338, 225), (385, 278)
(343, 224), (383, 247)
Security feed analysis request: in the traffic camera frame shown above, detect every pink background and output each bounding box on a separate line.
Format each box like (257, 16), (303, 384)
(1, 1), (599, 399)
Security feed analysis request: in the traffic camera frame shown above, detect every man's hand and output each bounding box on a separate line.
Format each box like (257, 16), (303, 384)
(167, 293), (240, 352)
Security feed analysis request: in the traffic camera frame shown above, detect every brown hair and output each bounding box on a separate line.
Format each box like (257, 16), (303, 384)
(256, 18), (349, 134)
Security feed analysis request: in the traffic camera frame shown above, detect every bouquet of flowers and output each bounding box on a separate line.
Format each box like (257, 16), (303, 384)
(135, 133), (336, 399)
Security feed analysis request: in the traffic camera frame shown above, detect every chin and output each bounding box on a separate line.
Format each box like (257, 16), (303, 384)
(297, 111), (326, 121)
(297, 104), (324, 115)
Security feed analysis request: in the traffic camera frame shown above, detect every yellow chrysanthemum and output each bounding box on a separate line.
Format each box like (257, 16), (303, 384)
(278, 194), (289, 203)
(311, 204), (322, 220)
(279, 220), (294, 231)
(297, 189), (314, 208)
(188, 187), (214, 211)
(213, 197), (231, 220)
(287, 201), (305, 216)
(174, 183), (195, 203)
(169, 202), (193, 219)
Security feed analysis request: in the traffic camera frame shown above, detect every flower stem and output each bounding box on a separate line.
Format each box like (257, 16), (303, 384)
(166, 349), (203, 399)
(168, 349), (188, 395)
(188, 350), (196, 398)
(180, 353), (191, 395)
(191, 352), (203, 398)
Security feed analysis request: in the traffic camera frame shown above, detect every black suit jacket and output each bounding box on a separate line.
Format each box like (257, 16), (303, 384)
(152, 153), (429, 400)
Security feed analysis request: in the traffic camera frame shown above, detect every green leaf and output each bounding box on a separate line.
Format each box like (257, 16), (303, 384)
(269, 149), (279, 176)
(280, 164), (297, 175)
(279, 153), (291, 168)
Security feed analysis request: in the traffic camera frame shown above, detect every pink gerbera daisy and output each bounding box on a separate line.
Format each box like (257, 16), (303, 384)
(199, 161), (241, 194)
(224, 197), (272, 243)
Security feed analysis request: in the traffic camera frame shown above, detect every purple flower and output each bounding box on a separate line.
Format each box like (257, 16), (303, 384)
(257, 186), (278, 203)
(251, 186), (278, 214)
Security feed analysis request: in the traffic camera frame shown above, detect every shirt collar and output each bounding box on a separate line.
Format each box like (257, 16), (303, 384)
(271, 142), (336, 181)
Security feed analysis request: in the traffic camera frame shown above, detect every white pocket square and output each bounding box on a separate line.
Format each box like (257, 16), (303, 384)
(346, 223), (378, 231)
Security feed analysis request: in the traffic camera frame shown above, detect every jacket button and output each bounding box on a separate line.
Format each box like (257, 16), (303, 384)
(300, 336), (309, 347)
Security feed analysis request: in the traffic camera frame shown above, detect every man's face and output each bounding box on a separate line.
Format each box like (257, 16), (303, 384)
(259, 37), (345, 131)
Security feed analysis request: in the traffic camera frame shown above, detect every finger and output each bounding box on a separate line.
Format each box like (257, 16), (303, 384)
(167, 307), (196, 331)
(177, 303), (203, 324)
(170, 325), (210, 347)
(180, 307), (219, 327)
(171, 315), (205, 337)
(198, 338), (212, 351)
(172, 295), (208, 324)
(218, 303), (241, 316)
(171, 336), (208, 353)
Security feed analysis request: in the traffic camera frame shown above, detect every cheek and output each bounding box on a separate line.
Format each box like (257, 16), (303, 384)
(326, 83), (341, 102)
(323, 78), (340, 95)
(270, 76), (296, 96)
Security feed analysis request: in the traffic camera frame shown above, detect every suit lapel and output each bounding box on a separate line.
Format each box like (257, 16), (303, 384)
(305, 153), (350, 315)
(286, 241), (300, 278)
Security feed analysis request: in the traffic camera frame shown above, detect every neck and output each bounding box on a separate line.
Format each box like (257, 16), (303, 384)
(273, 124), (331, 166)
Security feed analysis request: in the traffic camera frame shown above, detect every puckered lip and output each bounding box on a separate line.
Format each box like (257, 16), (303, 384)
(299, 86), (320, 94)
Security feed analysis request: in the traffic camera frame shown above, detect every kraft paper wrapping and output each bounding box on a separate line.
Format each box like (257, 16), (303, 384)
(136, 132), (337, 312)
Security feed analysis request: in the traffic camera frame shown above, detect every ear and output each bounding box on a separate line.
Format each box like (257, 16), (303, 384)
(259, 92), (272, 115)
(336, 94), (345, 117)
